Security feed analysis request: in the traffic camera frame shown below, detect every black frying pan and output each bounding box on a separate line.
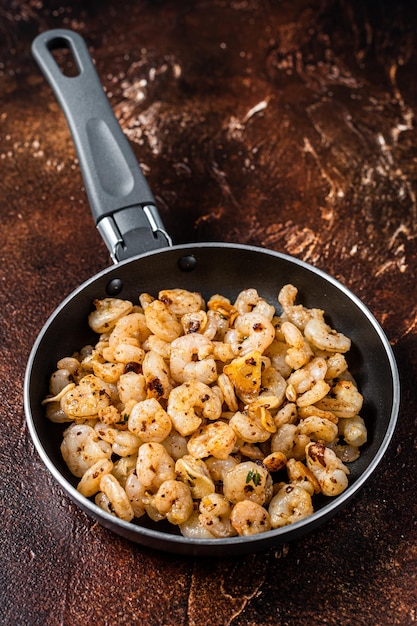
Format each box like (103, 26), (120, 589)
(24, 29), (400, 557)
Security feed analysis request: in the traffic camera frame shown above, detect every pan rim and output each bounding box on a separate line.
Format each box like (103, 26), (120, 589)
(24, 241), (401, 552)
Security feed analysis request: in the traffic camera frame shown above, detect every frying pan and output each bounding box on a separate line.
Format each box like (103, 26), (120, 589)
(24, 29), (400, 557)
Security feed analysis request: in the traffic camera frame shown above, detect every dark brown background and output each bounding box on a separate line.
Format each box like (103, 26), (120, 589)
(1, 1), (416, 624)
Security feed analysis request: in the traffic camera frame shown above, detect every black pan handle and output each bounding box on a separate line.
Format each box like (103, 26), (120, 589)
(32, 29), (172, 262)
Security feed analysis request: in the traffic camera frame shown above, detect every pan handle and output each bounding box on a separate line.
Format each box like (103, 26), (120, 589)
(31, 29), (172, 262)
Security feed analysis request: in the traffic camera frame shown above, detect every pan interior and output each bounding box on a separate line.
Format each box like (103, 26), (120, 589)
(25, 243), (399, 546)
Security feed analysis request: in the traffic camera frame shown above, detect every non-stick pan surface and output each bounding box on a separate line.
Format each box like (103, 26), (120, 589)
(24, 30), (400, 557)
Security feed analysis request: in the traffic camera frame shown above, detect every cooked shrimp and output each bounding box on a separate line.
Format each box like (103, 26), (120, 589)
(108, 312), (150, 347)
(234, 288), (275, 320)
(298, 415), (338, 443)
(268, 484), (314, 527)
(179, 511), (216, 539)
(281, 321), (313, 370)
(286, 458), (321, 496)
(205, 455), (239, 486)
(145, 479), (193, 525)
(142, 350), (173, 400)
(88, 298), (133, 334)
(175, 455), (215, 498)
(187, 421), (237, 460)
(167, 380), (222, 436)
(270, 424), (310, 461)
(111, 454), (138, 488)
(325, 352), (348, 379)
(304, 317), (351, 353)
(203, 308), (231, 341)
(60, 374), (112, 419)
(159, 288), (205, 316)
(229, 410), (273, 444)
(278, 284), (323, 330)
(305, 441), (350, 496)
(136, 442), (176, 491)
(199, 493), (237, 538)
(125, 470), (146, 518)
(225, 311), (275, 356)
(144, 299), (183, 342)
(48, 367), (76, 397)
(338, 415), (367, 447)
(142, 334), (172, 359)
(77, 458), (113, 497)
(315, 379), (363, 418)
(265, 340), (292, 379)
(61, 423), (112, 477)
(223, 461), (273, 506)
(295, 380), (331, 408)
(97, 473), (134, 521)
(117, 371), (147, 406)
(181, 310), (208, 334)
(170, 334), (217, 385)
(94, 422), (141, 457)
(161, 429), (189, 461)
(230, 500), (272, 536)
(128, 398), (172, 443)
(102, 339), (145, 365)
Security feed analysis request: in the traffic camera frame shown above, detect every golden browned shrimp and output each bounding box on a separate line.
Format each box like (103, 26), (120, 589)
(230, 500), (272, 536)
(268, 484), (314, 528)
(199, 493), (237, 538)
(128, 398), (172, 443)
(167, 380), (222, 436)
(305, 441), (350, 496)
(170, 334), (217, 385)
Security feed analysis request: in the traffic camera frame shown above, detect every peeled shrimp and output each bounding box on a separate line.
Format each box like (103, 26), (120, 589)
(96, 473), (134, 521)
(144, 299), (183, 342)
(142, 350), (173, 400)
(145, 479), (193, 525)
(338, 415), (367, 447)
(117, 371), (147, 406)
(234, 288), (275, 320)
(128, 398), (172, 443)
(169, 334), (217, 385)
(199, 493), (237, 538)
(159, 288), (205, 317)
(77, 458), (113, 497)
(315, 379), (363, 418)
(167, 380), (222, 436)
(187, 421), (237, 460)
(268, 484), (314, 528)
(225, 311), (275, 356)
(305, 441), (350, 496)
(281, 321), (313, 370)
(88, 298), (133, 334)
(61, 423), (112, 477)
(223, 461), (273, 506)
(136, 442), (176, 491)
(230, 500), (272, 536)
(278, 284), (323, 330)
(60, 374), (112, 419)
(125, 470), (147, 518)
(304, 317), (351, 353)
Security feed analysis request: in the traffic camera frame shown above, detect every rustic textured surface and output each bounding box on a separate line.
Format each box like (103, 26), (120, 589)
(1, 0), (417, 624)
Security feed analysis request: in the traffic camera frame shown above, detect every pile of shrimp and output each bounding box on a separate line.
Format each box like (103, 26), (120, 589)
(42, 284), (367, 538)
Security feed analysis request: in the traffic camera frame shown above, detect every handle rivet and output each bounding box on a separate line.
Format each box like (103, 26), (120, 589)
(106, 278), (124, 296)
(178, 255), (197, 272)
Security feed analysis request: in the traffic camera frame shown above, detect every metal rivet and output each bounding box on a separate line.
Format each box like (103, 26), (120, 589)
(178, 255), (198, 272)
(106, 278), (124, 296)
